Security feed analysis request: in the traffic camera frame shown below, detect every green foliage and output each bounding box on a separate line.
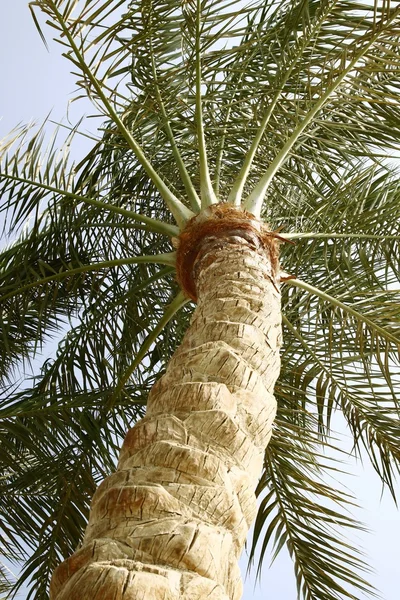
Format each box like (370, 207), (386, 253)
(1, 0), (400, 598)
(253, 414), (375, 600)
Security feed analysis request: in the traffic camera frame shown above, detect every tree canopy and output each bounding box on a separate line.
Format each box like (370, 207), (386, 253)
(1, 1), (400, 599)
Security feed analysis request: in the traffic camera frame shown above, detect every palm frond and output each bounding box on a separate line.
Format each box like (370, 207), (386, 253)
(252, 412), (375, 600)
(0, 123), (178, 236)
(31, 0), (195, 226)
(1, 410), (107, 599)
(0, 560), (15, 598)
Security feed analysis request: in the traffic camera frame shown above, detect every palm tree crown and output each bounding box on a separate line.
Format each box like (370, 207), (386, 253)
(1, 1), (400, 599)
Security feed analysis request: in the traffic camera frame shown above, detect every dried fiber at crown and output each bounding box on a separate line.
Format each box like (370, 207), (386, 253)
(175, 204), (281, 301)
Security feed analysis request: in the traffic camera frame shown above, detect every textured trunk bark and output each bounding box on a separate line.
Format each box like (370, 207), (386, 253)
(50, 220), (281, 600)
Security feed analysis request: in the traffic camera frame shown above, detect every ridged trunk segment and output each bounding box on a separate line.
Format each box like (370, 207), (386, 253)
(50, 220), (282, 600)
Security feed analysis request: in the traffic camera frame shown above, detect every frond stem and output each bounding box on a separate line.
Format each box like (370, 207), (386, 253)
(227, 1), (338, 207)
(1, 173), (179, 237)
(282, 232), (400, 241)
(45, 1), (194, 228)
(195, 0), (218, 208)
(0, 253), (176, 303)
(285, 278), (400, 346)
(149, 36), (200, 213)
(244, 5), (400, 217)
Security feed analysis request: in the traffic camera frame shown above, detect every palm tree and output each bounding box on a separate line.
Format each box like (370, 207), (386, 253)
(1, 0), (400, 598)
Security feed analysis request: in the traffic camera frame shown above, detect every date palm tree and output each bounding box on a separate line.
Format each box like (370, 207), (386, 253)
(1, 0), (400, 598)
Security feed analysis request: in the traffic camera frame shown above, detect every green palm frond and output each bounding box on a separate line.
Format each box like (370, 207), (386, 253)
(0, 560), (15, 599)
(0, 123), (178, 235)
(282, 309), (400, 491)
(0, 288), (193, 596)
(252, 413), (375, 600)
(274, 165), (400, 497)
(0, 123), (182, 382)
(2, 418), (102, 600)
(31, 0), (400, 207)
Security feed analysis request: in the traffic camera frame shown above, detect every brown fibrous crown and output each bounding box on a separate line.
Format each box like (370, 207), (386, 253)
(175, 203), (281, 302)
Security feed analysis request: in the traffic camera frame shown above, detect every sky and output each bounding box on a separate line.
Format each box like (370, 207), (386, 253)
(0, 2), (399, 600)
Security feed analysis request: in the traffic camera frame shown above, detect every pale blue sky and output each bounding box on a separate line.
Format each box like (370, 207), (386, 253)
(0, 3), (399, 600)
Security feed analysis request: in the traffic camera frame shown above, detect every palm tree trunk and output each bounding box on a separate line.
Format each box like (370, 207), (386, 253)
(50, 220), (281, 600)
